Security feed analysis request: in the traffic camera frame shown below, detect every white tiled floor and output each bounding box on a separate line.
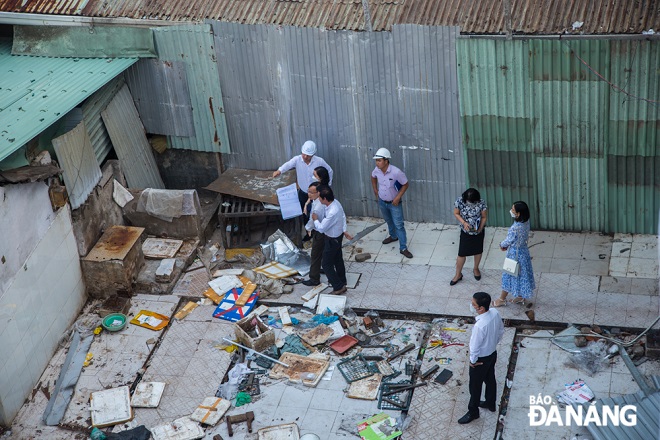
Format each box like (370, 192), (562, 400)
(8, 218), (659, 439)
(503, 330), (660, 440)
(345, 218), (658, 279)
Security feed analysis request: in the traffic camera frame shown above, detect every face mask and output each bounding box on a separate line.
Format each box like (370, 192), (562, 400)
(510, 210), (517, 218)
(469, 303), (478, 315)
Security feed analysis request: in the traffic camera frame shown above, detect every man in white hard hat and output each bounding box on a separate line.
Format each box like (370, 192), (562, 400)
(273, 141), (333, 226)
(371, 148), (413, 258)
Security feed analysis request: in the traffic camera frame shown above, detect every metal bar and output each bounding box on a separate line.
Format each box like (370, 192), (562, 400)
(618, 344), (654, 396)
(386, 343), (417, 361)
(382, 382), (427, 396)
(222, 338), (289, 368)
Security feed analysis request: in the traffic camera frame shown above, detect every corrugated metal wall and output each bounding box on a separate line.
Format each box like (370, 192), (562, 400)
(101, 85), (165, 189)
(152, 25), (231, 154)
(125, 59), (195, 137)
(81, 75), (125, 163)
(607, 40), (660, 234)
(458, 39), (660, 234)
(211, 22), (465, 222)
(52, 121), (102, 210)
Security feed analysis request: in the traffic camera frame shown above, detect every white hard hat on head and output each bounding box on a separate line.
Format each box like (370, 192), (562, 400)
(373, 147), (391, 159)
(301, 140), (317, 156)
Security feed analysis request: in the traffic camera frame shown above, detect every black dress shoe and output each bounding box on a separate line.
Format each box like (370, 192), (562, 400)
(449, 275), (463, 286)
(478, 401), (496, 412)
(457, 411), (479, 424)
(382, 236), (398, 244)
(302, 279), (320, 287)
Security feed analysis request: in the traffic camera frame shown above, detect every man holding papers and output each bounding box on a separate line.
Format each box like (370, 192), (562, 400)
(272, 140), (333, 222)
(311, 186), (353, 295)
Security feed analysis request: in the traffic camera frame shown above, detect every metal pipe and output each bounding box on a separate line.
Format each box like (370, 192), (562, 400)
(0, 11), (182, 27)
(617, 344), (654, 397)
(222, 338), (289, 368)
(458, 33), (660, 41)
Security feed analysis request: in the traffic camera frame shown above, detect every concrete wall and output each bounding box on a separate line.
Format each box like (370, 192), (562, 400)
(0, 188), (86, 426)
(0, 183), (57, 297)
(71, 160), (126, 257)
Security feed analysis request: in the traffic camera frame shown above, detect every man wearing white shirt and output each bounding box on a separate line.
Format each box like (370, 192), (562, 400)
(272, 140), (334, 223)
(312, 186), (353, 295)
(302, 182), (325, 287)
(458, 291), (505, 424)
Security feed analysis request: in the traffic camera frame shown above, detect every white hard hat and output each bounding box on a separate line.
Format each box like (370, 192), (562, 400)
(373, 147), (391, 159)
(301, 140), (317, 156)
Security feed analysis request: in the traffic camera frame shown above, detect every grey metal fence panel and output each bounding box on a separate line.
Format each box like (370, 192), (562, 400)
(211, 22), (464, 222)
(101, 84), (165, 190)
(81, 75), (125, 163)
(124, 59), (195, 137)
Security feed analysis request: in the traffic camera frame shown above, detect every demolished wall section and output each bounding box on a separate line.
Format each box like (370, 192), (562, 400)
(71, 160), (126, 257)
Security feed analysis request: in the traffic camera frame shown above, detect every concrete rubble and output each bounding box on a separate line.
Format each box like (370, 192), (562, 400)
(3, 217), (659, 440)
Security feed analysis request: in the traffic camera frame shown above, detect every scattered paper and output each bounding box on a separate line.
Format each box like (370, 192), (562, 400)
(112, 179), (134, 207)
(138, 315), (163, 327)
(556, 380), (595, 404)
(276, 183), (303, 220)
(211, 268), (244, 277)
(208, 275), (243, 295)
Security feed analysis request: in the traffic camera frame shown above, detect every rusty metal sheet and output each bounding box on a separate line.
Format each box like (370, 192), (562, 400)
(269, 352), (329, 387)
(347, 374), (383, 400)
(203, 168), (296, 205)
(83, 226), (145, 262)
(0, 164), (61, 183)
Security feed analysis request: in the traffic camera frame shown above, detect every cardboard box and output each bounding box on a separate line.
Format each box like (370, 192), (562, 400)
(234, 315), (275, 353)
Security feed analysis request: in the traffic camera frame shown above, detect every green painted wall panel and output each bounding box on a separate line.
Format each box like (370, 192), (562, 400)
(457, 39), (529, 118)
(609, 40), (660, 157)
(536, 157), (605, 231)
(466, 149), (537, 228)
(607, 183), (660, 234)
(609, 120), (660, 156)
(531, 81), (609, 156)
(458, 38), (660, 234)
(13, 26), (156, 58)
(462, 115), (534, 151)
(529, 40), (610, 82)
(153, 25), (230, 153)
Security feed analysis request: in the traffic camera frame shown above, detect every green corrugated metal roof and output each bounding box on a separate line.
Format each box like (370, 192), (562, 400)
(0, 38), (137, 162)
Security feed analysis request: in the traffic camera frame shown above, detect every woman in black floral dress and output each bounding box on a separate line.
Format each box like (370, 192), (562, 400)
(450, 188), (488, 285)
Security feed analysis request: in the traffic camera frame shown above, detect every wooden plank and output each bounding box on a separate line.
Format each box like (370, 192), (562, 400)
(234, 282), (257, 307)
(174, 301), (198, 320)
(279, 306), (292, 326)
(301, 283), (328, 301)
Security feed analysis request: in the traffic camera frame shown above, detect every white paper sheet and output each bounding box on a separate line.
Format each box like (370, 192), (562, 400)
(276, 183), (303, 220)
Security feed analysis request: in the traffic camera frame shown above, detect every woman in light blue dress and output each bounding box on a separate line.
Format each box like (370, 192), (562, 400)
(493, 201), (535, 307)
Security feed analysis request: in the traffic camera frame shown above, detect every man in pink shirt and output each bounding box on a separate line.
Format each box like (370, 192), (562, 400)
(370, 148), (412, 258)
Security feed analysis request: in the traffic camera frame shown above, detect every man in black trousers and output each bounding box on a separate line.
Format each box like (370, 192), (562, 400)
(311, 186), (353, 295)
(458, 291), (505, 424)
